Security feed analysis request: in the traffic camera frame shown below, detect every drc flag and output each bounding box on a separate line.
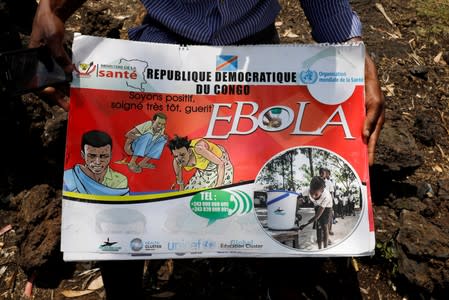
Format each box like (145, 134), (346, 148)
(216, 55), (238, 71)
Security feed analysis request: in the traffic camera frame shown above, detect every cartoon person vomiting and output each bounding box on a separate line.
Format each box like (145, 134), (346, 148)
(168, 135), (233, 191)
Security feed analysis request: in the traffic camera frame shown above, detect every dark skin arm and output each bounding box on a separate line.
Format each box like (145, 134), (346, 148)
(29, 1), (384, 154)
(363, 50), (385, 165)
(263, 112), (282, 128)
(301, 1), (386, 165)
(29, 0), (87, 111)
(30, 0), (87, 56)
(347, 38), (385, 166)
(299, 206), (325, 230)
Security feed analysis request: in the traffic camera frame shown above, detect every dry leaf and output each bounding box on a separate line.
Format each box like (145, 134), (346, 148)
(281, 28), (299, 38)
(0, 224), (12, 236)
(113, 15), (130, 21)
(281, 29), (291, 37)
(87, 276), (104, 290)
(369, 25), (400, 39)
(77, 268), (100, 277)
(375, 3), (394, 25)
(0, 266), (7, 277)
(151, 291), (176, 298)
(375, 272), (380, 281)
(433, 165), (443, 173)
(409, 53), (423, 65)
(359, 287), (369, 295)
(381, 83), (395, 96)
(434, 51), (443, 63)
(61, 290), (95, 298)
(352, 257), (359, 272)
(373, 3), (403, 38)
(157, 259), (174, 281)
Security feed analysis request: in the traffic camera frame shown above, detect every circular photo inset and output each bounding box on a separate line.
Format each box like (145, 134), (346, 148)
(254, 146), (363, 251)
(261, 107), (293, 131)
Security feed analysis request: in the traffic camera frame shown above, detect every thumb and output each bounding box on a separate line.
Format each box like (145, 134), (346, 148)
(39, 86), (70, 111)
(362, 96), (383, 144)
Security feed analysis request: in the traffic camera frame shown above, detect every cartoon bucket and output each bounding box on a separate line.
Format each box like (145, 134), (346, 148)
(266, 191), (298, 230)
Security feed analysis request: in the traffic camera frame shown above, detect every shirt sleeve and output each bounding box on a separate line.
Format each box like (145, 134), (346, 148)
(135, 120), (153, 135)
(300, 0), (362, 43)
(324, 179), (334, 193)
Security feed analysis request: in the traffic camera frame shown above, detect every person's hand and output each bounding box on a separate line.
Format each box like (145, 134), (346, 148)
(29, 0), (73, 111)
(171, 182), (185, 191)
(124, 138), (134, 156)
(363, 53), (385, 165)
(267, 117), (282, 128)
(346, 38), (385, 165)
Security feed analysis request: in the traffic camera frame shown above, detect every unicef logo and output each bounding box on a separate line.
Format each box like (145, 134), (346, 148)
(130, 238), (143, 251)
(202, 240), (216, 249)
(299, 69), (318, 84)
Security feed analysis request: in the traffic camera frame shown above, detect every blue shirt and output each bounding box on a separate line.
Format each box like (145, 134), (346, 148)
(128, 0), (362, 44)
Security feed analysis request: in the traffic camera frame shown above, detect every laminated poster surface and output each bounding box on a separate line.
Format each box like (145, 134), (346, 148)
(62, 35), (374, 261)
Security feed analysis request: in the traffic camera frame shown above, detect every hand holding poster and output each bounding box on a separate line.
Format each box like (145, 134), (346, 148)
(62, 34), (374, 260)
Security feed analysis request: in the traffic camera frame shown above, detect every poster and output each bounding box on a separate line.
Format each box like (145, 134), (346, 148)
(62, 34), (374, 260)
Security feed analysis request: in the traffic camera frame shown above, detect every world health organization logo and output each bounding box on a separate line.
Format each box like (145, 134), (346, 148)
(299, 69), (318, 84)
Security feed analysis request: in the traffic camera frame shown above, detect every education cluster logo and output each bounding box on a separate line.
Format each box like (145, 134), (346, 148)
(216, 55), (238, 71)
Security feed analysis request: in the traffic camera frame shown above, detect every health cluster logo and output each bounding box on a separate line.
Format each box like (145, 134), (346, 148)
(130, 238), (143, 252)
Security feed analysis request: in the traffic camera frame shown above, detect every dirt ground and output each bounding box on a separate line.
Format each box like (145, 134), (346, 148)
(1, 0), (449, 299)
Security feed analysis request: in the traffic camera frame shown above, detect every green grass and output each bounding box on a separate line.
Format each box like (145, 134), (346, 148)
(414, 0), (449, 34)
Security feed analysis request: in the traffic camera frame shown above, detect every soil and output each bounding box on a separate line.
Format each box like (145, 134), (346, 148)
(1, 0), (449, 299)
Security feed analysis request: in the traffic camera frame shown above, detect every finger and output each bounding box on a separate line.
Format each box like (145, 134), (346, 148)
(367, 110), (385, 165)
(39, 86), (70, 111)
(53, 89), (70, 111)
(362, 55), (384, 142)
(29, 37), (44, 49)
(363, 93), (384, 143)
(362, 80), (385, 165)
